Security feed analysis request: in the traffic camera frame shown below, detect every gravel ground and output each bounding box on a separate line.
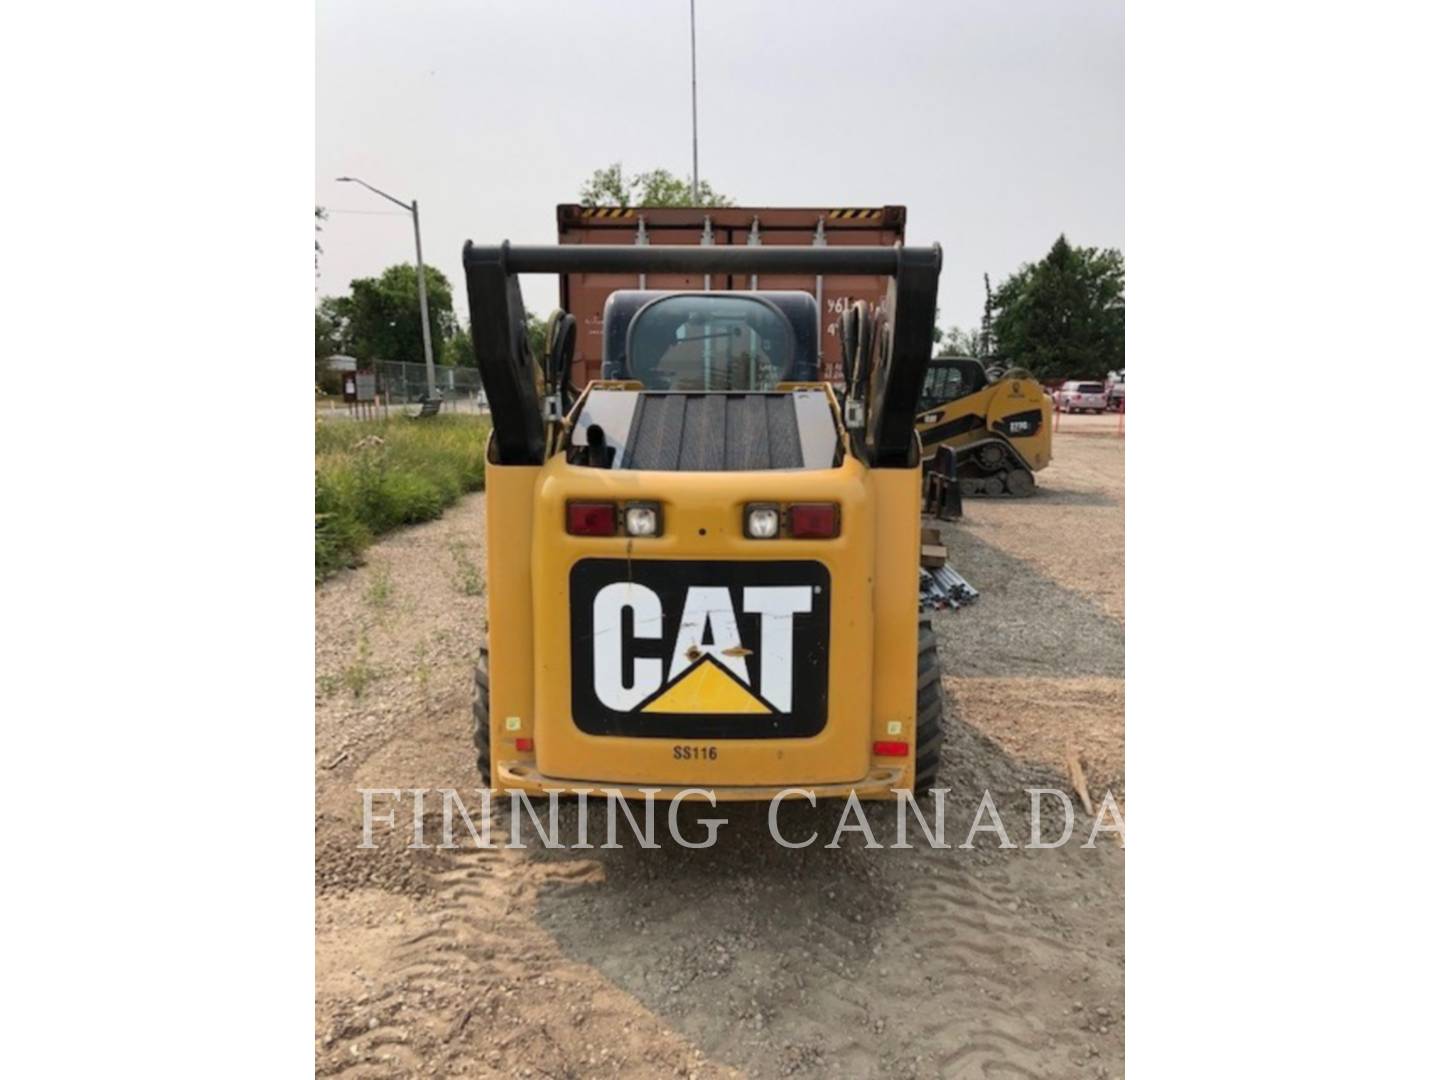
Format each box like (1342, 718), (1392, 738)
(930, 430), (1125, 796)
(315, 428), (1126, 1078)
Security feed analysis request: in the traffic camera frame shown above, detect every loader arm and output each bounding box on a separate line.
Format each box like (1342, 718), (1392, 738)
(461, 241), (942, 467)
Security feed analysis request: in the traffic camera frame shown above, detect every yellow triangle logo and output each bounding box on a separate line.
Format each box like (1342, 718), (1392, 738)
(641, 657), (772, 714)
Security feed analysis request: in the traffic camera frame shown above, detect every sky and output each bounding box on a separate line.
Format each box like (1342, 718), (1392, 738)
(316, 0), (1123, 335)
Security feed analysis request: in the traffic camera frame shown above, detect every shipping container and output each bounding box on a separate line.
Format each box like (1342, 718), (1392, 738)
(555, 204), (906, 387)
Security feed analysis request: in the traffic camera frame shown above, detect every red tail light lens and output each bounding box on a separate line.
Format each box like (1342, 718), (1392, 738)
(567, 501), (617, 536)
(790, 503), (840, 538)
(515, 737), (534, 752)
(873, 740), (909, 758)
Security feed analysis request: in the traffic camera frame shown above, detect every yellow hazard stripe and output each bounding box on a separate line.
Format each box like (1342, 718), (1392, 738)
(827, 208), (883, 221)
(581, 207), (637, 219)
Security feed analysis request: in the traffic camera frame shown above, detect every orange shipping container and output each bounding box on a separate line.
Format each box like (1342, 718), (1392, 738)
(555, 204), (906, 387)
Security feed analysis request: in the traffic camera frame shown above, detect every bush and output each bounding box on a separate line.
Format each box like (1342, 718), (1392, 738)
(315, 415), (490, 580)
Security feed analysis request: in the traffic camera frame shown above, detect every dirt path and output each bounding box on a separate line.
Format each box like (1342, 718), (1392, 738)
(316, 436), (1125, 1078)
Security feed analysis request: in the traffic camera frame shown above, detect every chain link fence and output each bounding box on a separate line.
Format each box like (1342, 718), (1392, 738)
(375, 360), (484, 405)
(318, 360), (488, 418)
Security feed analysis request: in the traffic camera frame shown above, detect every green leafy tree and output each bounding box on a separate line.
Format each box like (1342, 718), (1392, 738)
(979, 273), (995, 359)
(937, 326), (982, 356)
(525, 311), (549, 361)
(579, 162), (733, 207)
(989, 236), (1124, 380)
(442, 328), (473, 368)
(315, 296), (346, 352)
(314, 295), (348, 390)
(445, 311), (547, 370)
(331, 264), (458, 367)
(315, 206), (326, 279)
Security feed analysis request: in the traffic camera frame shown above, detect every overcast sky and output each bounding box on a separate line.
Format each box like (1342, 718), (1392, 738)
(316, 0), (1123, 333)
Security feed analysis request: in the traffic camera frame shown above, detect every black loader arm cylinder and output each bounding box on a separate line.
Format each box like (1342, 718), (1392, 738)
(461, 240), (943, 467)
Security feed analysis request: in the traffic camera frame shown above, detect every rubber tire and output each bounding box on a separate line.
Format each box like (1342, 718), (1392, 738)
(915, 618), (944, 795)
(472, 640), (492, 786)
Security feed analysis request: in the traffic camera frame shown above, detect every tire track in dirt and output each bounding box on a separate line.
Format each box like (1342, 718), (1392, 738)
(530, 709), (1123, 1079)
(317, 795), (739, 1078)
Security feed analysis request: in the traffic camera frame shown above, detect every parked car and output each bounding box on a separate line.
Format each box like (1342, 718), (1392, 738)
(1106, 369), (1126, 412)
(1056, 380), (1109, 413)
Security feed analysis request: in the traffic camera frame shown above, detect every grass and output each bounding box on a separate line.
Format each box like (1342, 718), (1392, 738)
(315, 415), (490, 581)
(448, 537), (484, 597)
(363, 561), (394, 609)
(341, 633), (381, 699)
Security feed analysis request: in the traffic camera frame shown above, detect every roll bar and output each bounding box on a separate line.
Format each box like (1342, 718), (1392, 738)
(462, 241), (942, 467)
(464, 242), (923, 276)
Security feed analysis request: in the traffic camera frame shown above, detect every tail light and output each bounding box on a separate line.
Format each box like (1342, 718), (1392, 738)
(873, 740), (909, 757)
(567, 501), (617, 536)
(744, 502), (841, 539)
(515, 737), (534, 752)
(567, 501), (663, 537)
(789, 503), (840, 539)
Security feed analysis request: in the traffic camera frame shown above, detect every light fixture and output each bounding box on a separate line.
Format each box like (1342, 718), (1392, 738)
(745, 504), (781, 539)
(624, 503), (660, 537)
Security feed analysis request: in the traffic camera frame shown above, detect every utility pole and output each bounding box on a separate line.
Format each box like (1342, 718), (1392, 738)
(690, 0), (699, 203)
(336, 176), (437, 400)
(410, 200), (435, 399)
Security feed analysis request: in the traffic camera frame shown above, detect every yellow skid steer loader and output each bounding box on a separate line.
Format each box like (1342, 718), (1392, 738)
(464, 240), (945, 799)
(915, 357), (1053, 496)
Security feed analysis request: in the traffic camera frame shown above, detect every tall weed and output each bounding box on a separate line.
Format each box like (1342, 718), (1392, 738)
(315, 416), (489, 581)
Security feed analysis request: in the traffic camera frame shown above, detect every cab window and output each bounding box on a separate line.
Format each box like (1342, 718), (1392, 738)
(919, 362), (987, 410)
(626, 295), (794, 391)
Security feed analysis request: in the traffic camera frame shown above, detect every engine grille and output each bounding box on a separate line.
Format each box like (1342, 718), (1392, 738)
(619, 393), (805, 471)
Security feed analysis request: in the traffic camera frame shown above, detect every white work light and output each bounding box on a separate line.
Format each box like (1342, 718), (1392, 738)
(745, 504), (781, 539)
(624, 503), (660, 537)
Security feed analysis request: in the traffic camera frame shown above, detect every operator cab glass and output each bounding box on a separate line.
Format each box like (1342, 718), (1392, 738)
(919, 358), (989, 411)
(625, 295), (796, 391)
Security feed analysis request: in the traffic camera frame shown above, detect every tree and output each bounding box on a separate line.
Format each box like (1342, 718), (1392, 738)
(445, 311), (547, 370)
(579, 162), (733, 208)
(442, 328), (473, 368)
(525, 311), (548, 361)
(315, 206), (326, 280)
(989, 236), (1124, 380)
(938, 326), (982, 356)
(979, 273), (995, 359)
(314, 295), (348, 390)
(331, 263), (458, 368)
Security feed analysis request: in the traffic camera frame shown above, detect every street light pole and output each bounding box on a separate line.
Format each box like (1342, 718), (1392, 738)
(336, 176), (437, 399)
(410, 200), (435, 399)
(689, 0), (699, 203)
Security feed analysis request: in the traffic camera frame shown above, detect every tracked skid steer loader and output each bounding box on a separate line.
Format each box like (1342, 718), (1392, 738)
(465, 241), (945, 799)
(915, 358), (1053, 496)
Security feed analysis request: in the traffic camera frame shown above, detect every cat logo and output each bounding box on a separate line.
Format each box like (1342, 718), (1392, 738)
(569, 559), (830, 740)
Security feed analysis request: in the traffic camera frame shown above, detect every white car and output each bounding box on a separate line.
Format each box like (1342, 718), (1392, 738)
(1105, 369), (1126, 411)
(1056, 380), (1109, 413)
